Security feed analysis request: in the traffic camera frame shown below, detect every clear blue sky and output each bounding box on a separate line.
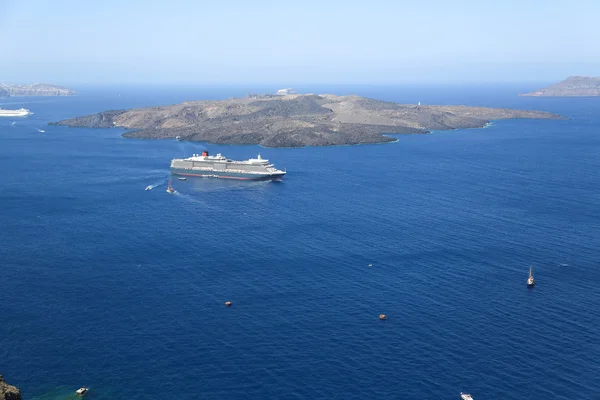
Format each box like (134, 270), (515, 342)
(1, 0), (599, 85)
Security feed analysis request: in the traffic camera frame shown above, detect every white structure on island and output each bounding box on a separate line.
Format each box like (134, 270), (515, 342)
(276, 88), (296, 95)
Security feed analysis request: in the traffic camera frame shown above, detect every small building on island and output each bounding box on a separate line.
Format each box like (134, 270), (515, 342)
(276, 88), (296, 95)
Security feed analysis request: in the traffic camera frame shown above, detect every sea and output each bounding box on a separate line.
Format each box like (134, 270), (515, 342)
(1, 84), (599, 400)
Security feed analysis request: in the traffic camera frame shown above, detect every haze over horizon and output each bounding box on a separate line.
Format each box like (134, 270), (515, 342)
(1, 0), (599, 85)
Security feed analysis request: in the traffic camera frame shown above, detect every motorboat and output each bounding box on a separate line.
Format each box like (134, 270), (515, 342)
(76, 387), (88, 396)
(527, 266), (535, 287)
(166, 179), (175, 194)
(460, 393), (473, 400)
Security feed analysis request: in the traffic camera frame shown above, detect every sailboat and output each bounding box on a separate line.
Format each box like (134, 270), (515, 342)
(527, 265), (535, 287)
(166, 178), (175, 194)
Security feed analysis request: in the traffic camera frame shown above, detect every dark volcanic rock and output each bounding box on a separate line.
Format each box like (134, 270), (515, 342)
(520, 76), (600, 96)
(0, 375), (22, 400)
(51, 110), (126, 128)
(52, 93), (565, 148)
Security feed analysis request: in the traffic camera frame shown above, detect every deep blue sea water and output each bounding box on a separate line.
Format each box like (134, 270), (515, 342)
(1, 85), (599, 400)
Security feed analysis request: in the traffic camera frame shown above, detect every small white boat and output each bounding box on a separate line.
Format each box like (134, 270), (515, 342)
(178, 177), (186, 181)
(166, 179), (175, 194)
(145, 185), (152, 191)
(76, 387), (88, 396)
(460, 393), (473, 400)
(38, 129), (45, 133)
(527, 265), (535, 287)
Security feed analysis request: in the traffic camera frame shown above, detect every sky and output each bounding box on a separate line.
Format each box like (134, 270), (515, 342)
(1, 0), (599, 85)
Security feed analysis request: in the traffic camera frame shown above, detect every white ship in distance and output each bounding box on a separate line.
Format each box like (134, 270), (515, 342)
(0, 107), (32, 117)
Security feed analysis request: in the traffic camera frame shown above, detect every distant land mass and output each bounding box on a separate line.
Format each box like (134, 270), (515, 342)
(52, 93), (564, 147)
(520, 76), (600, 97)
(0, 83), (75, 97)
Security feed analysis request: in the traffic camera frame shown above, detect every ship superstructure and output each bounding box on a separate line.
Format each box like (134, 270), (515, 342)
(170, 151), (286, 181)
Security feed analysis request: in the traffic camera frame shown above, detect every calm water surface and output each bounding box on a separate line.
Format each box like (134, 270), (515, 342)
(1, 85), (599, 399)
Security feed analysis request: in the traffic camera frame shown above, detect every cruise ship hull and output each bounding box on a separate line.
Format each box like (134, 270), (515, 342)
(170, 168), (285, 181)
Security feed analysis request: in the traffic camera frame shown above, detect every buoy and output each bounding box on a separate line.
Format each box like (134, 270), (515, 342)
(225, 301), (232, 307)
(379, 314), (386, 320)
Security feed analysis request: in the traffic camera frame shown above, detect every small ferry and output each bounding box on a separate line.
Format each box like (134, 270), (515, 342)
(527, 266), (535, 287)
(166, 179), (175, 194)
(460, 393), (473, 400)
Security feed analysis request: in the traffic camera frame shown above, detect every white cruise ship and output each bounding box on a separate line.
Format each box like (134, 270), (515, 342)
(171, 151), (286, 181)
(0, 108), (32, 117)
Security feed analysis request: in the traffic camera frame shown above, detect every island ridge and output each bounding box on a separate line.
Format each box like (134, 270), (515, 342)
(52, 93), (564, 148)
(0, 83), (75, 97)
(520, 76), (600, 96)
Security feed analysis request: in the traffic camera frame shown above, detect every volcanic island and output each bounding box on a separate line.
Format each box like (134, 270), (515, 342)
(52, 93), (564, 147)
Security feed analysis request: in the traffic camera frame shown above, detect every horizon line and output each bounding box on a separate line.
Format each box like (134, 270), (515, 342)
(2, 80), (560, 87)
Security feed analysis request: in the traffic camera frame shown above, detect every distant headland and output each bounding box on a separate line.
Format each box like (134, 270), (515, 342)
(51, 92), (564, 148)
(0, 83), (75, 97)
(520, 76), (600, 97)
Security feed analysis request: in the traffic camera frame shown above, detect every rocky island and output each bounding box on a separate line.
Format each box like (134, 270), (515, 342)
(0, 83), (75, 97)
(0, 375), (22, 400)
(52, 93), (563, 147)
(520, 76), (600, 97)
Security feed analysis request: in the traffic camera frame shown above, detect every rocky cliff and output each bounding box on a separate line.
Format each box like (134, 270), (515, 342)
(520, 76), (600, 96)
(0, 375), (22, 400)
(0, 83), (75, 96)
(52, 93), (564, 148)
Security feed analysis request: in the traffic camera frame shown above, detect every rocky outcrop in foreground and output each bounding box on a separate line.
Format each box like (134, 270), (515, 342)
(520, 76), (600, 96)
(0, 375), (22, 400)
(51, 93), (564, 147)
(0, 83), (75, 96)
